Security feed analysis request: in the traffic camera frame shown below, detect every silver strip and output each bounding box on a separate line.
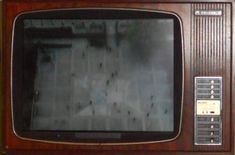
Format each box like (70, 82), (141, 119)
(11, 7), (185, 145)
(194, 10), (223, 16)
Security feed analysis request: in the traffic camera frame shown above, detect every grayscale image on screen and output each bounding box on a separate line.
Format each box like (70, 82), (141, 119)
(23, 19), (174, 131)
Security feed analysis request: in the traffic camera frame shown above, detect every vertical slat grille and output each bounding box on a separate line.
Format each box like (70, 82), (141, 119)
(191, 3), (229, 75)
(192, 3), (231, 148)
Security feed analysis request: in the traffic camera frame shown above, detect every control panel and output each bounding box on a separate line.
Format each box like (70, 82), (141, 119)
(194, 77), (222, 145)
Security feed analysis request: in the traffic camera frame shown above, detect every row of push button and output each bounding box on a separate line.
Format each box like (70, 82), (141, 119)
(210, 80), (220, 99)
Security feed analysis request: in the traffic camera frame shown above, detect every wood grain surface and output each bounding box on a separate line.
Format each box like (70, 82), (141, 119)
(2, 0), (235, 154)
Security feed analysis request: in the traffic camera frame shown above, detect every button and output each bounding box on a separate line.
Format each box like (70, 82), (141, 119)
(211, 138), (214, 143)
(211, 85), (214, 89)
(210, 125), (214, 129)
(211, 95), (214, 99)
(211, 117), (214, 122)
(211, 90), (214, 94)
(210, 132), (214, 136)
(211, 80), (214, 84)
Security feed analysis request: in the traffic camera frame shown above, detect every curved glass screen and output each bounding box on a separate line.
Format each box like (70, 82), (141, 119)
(13, 9), (182, 143)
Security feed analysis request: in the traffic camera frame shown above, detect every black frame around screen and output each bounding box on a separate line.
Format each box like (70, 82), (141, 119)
(12, 9), (183, 143)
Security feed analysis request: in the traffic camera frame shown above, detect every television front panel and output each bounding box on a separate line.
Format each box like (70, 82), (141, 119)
(2, 0), (235, 155)
(12, 9), (183, 143)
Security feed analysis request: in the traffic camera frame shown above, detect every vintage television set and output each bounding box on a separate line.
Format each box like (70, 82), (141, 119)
(2, 0), (235, 154)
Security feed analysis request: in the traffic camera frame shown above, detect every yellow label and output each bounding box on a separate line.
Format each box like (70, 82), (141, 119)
(196, 100), (221, 115)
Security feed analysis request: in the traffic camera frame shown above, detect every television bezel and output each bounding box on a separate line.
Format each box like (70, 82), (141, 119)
(11, 8), (184, 144)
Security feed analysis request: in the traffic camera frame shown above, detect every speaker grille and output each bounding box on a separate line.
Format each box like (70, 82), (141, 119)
(191, 3), (231, 75)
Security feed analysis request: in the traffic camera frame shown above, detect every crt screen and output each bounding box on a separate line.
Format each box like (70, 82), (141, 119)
(23, 19), (174, 132)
